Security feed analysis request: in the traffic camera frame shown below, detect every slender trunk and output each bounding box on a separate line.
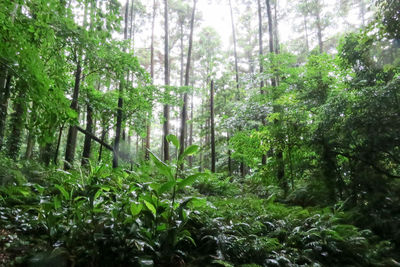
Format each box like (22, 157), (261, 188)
(113, 0), (129, 168)
(316, 6), (323, 53)
(304, 14), (309, 52)
(229, 0), (240, 99)
(146, 0), (156, 161)
(188, 92), (194, 167)
(258, 0), (267, 165)
(210, 80), (216, 173)
(360, 0), (365, 26)
(98, 126), (107, 162)
(7, 83), (26, 160)
(54, 126), (63, 165)
(25, 108), (36, 160)
(81, 102), (93, 166)
(163, 0), (170, 162)
(266, 0), (285, 192)
(64, 60), (82, 169)
(0, 74), (11, 150)
(227, 133), (232, 176)
(180, 23), (184, 87)
(179, 0), (197, 167)
(273, 1), (279, 54)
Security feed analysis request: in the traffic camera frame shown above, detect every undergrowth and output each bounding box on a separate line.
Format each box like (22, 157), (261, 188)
(0, 151), (398, 266)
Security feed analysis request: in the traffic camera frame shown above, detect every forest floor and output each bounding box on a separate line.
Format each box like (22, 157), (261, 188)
(0, 158), (399, 266)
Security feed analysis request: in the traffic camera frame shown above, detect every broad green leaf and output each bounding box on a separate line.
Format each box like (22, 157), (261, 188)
(178, 145), (199, 161)
(158, 180), (176, 195)
(166, 134), (179, 148)
(177, 173), (207, 190)
(144, 200), (156, 217)
(149, 150), (174, 181)
(55, 184), (70, 200)
(130, 202), (143, 216)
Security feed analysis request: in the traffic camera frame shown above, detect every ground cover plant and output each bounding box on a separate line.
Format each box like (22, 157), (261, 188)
(1, 0), (400, 266)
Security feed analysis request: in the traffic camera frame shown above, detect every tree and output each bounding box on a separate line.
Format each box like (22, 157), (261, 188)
(163, 0), (170, 162)
(179, 0), (197, 168)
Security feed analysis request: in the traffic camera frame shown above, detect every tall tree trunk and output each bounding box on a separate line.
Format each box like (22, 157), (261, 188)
(163, 0), (170, 162)
(54, 126), (63, 165)
(229, 0), (240, 99)
(25, 105), (36, 160)
(273, 1), (279, 54)
(227, 133), (232, 176)
(188, 92), (194, 167)
(360, 0), (365, 26)
(113, 0), (129, 168)
(81, 102), (93, 165)
(98, 125), (107, 162)
(266, 0), (286, 193)
(258, 0), (267, 165)
(303, 14), (309, 52)
(315, 3), (323, 53)
(210, 80), (216, 173)
(145, 0), (157, 161)
(64, 60), (82, 169)
(7, 83), (26, 160)
(179, 0), (197, 167)
(0, 74), (11, 151)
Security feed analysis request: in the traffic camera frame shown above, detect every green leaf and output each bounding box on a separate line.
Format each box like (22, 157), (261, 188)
(166, 134), (179, 148)
(55, 184), (70, 200)
(177, 173), (207, 190)
(158, 180), (176, 195)
(149, 150), (174, 181)
(130, 202), (143, 216)
(178, 145), (199, 161)
(144, 200), (156, 217)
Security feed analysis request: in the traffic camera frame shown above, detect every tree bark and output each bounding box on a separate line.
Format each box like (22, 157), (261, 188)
(179, 0), (197, 167)
(188, 93), (194, 167)
(210, 80), (216, 173)
(64, 60), (82, 169)
(315, 2), (323, 53)
(229, 0), (240, 99)
(81, 102), (93, 165)
(0, 74), (11, 151)
(266, 0), (286, 192)
(145, 0), (157, 161)
(54, 126), (63, 165)
(163, 0), (170, 162)
(258, 0), (267, 165)
(7, 83), (26, 160)
(113, 0), (129, 168)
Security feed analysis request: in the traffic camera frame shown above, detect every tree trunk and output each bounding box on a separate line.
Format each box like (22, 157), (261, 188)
(266, 0), (286, 192)
(210, 80), (216, 173)
(113, 0), (129, 168)
(81, 102), (93, 166)
(179, 0), (197, 167)
(229, 0), (240, 99)
(98, 126), (107, 162)
(188, 93), (194, 167)
(64, 60), (82, 169)
(163, 0), (170, 162)
(145, 0), (156, 161)
(315, 4), (323, 53)
(227, 133), (232, 176)
(54, 126), (63, 165)
(258, 0), (267, 165)
(24, 102), (36, 160)
(304, 14), (309, 52)
(7, 83), (26, 160)
(0, 74), (11, 151)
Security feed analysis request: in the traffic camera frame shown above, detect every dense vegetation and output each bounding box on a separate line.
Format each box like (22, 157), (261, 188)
(1, 0), (400, 266)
